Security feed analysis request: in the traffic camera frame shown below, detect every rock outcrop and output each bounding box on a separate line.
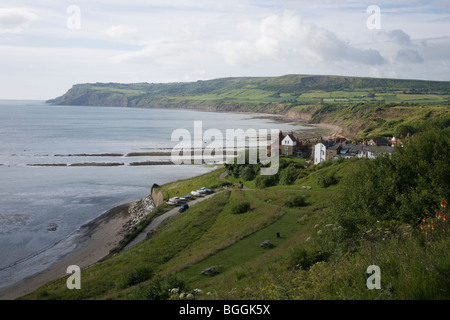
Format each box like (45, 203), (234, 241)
(126, 193), (155, 232)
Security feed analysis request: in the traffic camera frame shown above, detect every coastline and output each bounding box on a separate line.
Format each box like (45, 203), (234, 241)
(0, 201), (133, 300)
(0, 105), (341, 300)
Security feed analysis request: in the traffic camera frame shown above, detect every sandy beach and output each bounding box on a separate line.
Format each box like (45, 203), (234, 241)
(0, 202), (133, 300)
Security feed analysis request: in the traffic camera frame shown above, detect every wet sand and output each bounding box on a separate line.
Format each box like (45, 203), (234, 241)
(0, 202), (133, 300)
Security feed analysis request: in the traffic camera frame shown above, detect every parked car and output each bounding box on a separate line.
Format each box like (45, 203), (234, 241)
(179, 203), (189, 212)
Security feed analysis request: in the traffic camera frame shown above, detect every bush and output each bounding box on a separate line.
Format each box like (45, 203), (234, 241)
(335, 128), (450, 239)
(137, 274), (187, 300)
(123, 266), (154, 288)
(279, 164), (298, 185)
(289, 247), (329, 270)
(317, 173), (338, 188)
(254, 174), (278, 189)
(239, 165), (256, 181)
(285, 194), (308, 207)
(231, 202), (251, 214)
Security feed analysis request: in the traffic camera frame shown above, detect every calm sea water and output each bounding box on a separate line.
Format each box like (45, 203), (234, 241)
(0, 100), (306, 290)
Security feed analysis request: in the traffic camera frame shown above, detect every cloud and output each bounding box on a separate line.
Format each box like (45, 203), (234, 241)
(387, 29), (412, 46)
(105, 25), (141, 44)
(216, 12), (385, 67)
(396, 48), (424, 63)
(0, 7), (39, 33)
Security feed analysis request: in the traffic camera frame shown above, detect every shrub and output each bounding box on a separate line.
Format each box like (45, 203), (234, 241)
(239, 165), (256, 181)
(123, 266), (154, 288)
(231, 202), (251, 214)
(285, 194), (308, 207)
(254, 174), (278, 188)
(137, 274), (187, 300)
(289, 247), (329, 270)
(279, 164), (298, 185)
(317, 173), (338, 188)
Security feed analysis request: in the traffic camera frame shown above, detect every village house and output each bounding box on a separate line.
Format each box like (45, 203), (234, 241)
(313, 139), (395, 164)
(281, 133), (298, 156)
(276, 131), (314, 158)
(358, 145), (396, 159)
(314, 142), (327, 164)
(368, 137), (390, 146)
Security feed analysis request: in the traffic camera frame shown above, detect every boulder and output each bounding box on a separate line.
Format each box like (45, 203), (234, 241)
(201, 266), (218, 276)
(260, 240), (273, 248)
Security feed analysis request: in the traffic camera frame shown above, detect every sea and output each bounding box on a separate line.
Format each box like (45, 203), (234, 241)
(0, 100), (309, 291)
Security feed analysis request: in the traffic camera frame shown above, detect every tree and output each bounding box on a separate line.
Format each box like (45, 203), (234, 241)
(255, 174), (279, 189)
(394, 124), (415, 138)
(334, 128), (450, 238)
(279, 163), (298, 185)
(239, 165), (256, 181)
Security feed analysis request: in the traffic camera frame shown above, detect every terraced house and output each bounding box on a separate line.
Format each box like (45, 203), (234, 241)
(314, 140), (395, 164)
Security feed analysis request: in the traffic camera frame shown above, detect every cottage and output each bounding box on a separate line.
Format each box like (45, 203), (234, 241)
(368, 137), (390, 146)
(327, 143), (342, 160)
(339, 143), (362, 159)
(281, 134), (298, 156)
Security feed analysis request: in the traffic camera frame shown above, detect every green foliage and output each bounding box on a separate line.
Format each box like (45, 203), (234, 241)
(122, 265), (154, 288)
(239, 165), (256, 181)
(254, 174), (278, 189)
(289, 247), (330, 270)
(335, 128), (450, 238)
(285, 194), (308, 208)
(317, 173), (338, 188)
(231, 202), (251, 214)
(278, 163), (298, 185)
(394, 124), (416, 138)
(130, 274), (187, 300)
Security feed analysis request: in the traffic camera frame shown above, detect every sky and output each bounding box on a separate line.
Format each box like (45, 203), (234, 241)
(1, 0), (450, 100)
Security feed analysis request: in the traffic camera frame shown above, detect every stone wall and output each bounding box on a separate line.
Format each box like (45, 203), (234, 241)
(127, 193), (155, 230)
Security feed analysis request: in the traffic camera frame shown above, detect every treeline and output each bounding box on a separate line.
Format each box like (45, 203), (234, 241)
(224, 156), (305, 188)
(333, 127), (450, 239)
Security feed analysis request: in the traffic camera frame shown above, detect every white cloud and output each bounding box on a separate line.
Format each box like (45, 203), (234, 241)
(0, 7), (39, 33)
(216, 12), (385, 67)
(105, 24), (141, 44)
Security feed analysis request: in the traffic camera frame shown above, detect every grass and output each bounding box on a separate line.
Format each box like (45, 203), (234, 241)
(158, 166), (226, 199)
(22, 146), (450, 300)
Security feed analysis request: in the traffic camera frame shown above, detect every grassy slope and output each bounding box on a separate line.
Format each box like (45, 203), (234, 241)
(23, 154), (449, 300)
(23, 164), (334, 300)
(21, 158), (351, 299)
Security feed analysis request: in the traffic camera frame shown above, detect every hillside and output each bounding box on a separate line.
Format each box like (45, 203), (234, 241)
(47, 74), (450, 139)
(48, 75), (450, 110)
(21, 128), (450, 300)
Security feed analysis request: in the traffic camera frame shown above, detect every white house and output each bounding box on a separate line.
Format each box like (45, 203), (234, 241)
(281, 134), (297, 156)
(314, 143), (327, 165)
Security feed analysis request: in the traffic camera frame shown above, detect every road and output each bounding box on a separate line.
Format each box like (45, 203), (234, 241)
(122, 191), (221, 251)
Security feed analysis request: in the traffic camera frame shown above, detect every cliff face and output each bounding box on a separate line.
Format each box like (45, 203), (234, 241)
(48, 84), (129, 107)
